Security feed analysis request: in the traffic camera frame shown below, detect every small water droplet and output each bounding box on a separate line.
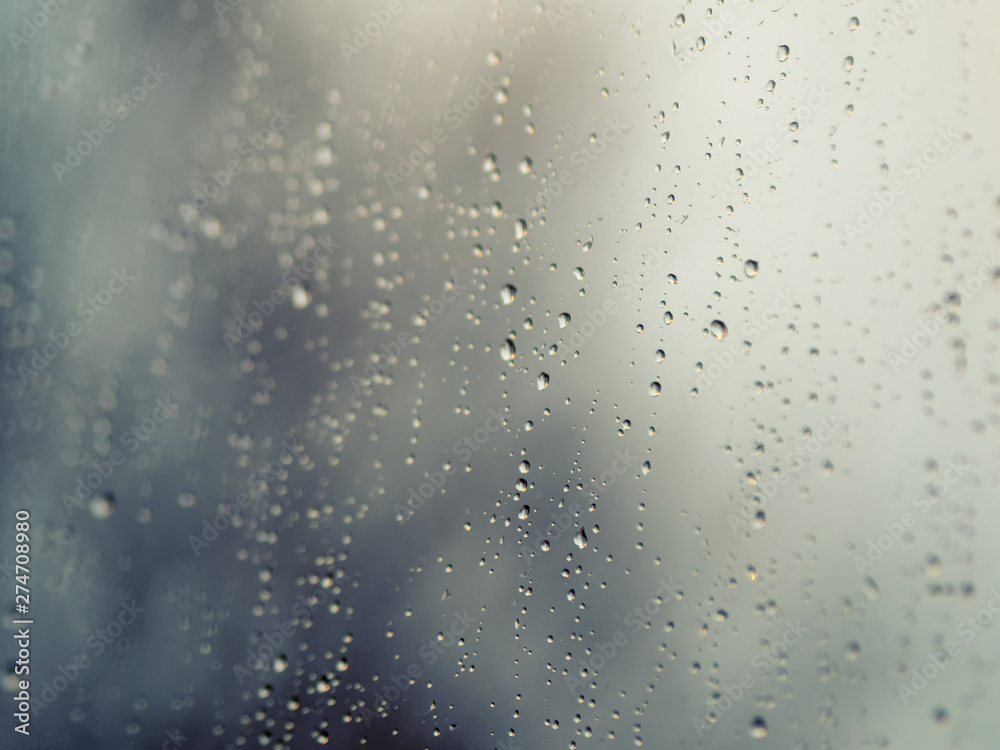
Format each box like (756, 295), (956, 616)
(89, 493), (116, 519)
(518, 460), (530, 474)
(649, 381), (662, 397)
(777, 45), (790, 62)
(501, 284), (517, 305)
(710, 320), (728, 339)
(518, 157), (533, 175)
(744, 259), (759, 277)
(748, 717), (767, 738)
(573, 528), (587, 549)
(558, 312), (571, 328)
(537, 372), (549, 390)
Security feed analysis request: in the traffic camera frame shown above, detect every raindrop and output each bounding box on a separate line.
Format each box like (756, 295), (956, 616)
(573, 267), (585, 281)
(89, 493), (116, 519)
(518, 157), (533, 175)
(573, 528), (587, 549)
(749, 717), (767, 738)
(649, 381), (662, 397)
(744, 260), (759, 277)
(663, 311), (673, 325)
(518, 460), (530, 474)
(558, 313), (571, 328)
(848, 16), (859, 30)
(537, 372), (549, 390)
(500, 339), (516, 361)
(777, 45), (790, 62)
(710, 320), (728, 339)
(501, 284), (517, 305)
(289, 284), (311, 310)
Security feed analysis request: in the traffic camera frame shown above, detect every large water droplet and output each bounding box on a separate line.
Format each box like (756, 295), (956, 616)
(748, 717), (767, 738)
(500, 339), (516, 362)
(537, 372), (549, 390)
(573, 528), (587, 549)
(710, 320), (728, 339)
(558, 312), (571, 328)
(777, 45), (790, 62)
(744, 259), (759, 277)
(649, 381), (661, 397)
(501, 284), (517, 305)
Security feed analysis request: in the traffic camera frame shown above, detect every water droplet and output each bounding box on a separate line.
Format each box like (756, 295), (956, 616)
(777, 45), (790, 62)
(848, 16), (859, 30)
(518, 505), (530, 520)
(844, 55), (854, 71)
(663, 311), (673, 325)
(744, 259), (759, 277)
(500, 339), (516, 362)
(933, 707), (951, 729)
(290, 284), (311, 310)
(863, 576), (880, 600)
(749, 717), (767, 738)
(926, 555), (943, 578)
(566, 589), (576, 601)
(573, 267), (585, 281)
(487, 50), (502, 66)
(655, 349), (665, 363)
(675, 13), (685, 26)
(537, 372), (549, 390)
(518, 157), (533, 175)
(641, 461), (651, 475)
(501, 284), (517, 305)
(649, 381), (661, 397)
(518, 460), (530, 474)
(666, 274), (677, 284)
(89, 493), (116, 519)
(573, 528), (587, 549)
(710, 320), (728, 339)
(558, 312), (571, 328)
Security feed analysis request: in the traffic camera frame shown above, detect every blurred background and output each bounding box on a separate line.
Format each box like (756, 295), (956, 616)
(1, 0), (999, 748)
